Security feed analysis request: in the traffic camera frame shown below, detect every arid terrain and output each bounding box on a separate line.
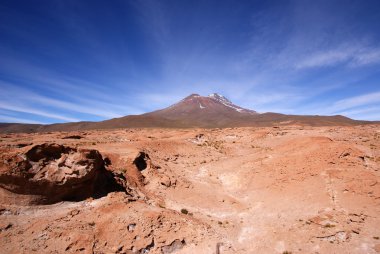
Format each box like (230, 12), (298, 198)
(0, 125), (379, 253)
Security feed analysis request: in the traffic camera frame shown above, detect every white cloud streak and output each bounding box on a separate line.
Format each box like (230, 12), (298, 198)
(332, 91), (380, 112)
(0, 102), (80, 122)
(0, 115), (45, 124)
(338, 106), (380, 117)
(295, 46), (380, 69)
(0, 80), (143, 121)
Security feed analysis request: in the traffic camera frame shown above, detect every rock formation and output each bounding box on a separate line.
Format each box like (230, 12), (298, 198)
(0, 143), (125, 205)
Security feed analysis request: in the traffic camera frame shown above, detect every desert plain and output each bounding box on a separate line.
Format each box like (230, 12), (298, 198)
(0, 125), (379, 254)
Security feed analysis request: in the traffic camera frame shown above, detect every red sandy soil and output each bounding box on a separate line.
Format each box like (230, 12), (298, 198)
(0, 125), (379, 253)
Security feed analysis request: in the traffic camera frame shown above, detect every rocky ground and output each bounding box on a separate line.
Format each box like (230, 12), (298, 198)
(0, 125), (379, 254)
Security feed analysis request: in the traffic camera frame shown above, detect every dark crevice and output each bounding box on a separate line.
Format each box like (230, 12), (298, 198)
(62, 135), (83, 139)
(133, 152), (150, 171)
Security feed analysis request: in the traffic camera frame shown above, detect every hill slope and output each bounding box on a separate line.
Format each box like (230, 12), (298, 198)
(0, 93), (375, 133)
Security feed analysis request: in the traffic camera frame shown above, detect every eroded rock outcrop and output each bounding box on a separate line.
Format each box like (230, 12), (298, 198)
(0, 143), (125, 205)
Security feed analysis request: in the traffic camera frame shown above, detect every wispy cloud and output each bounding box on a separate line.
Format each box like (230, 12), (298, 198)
(132, 0), (169, 47)
(332, 91), (380, 112)
(299, 91), (380, 120)
(0, 115), (45, 124)
(0, 0), (379, 123)
(0, 102), (80, 122)
(136, 93), (184, 109)
(295, 46), (380, 69)
(0, 76), (143, 121)
(338, 106), (380, 117)
(24, 94), (125, 119)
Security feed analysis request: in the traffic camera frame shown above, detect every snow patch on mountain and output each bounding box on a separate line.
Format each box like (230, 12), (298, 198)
(208, 93), (247, 113)
(208, 93), (232, 104)
(168, 93), (256, 114)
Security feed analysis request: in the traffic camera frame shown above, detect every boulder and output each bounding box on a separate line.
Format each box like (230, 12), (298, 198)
(0, 143), (124, 205)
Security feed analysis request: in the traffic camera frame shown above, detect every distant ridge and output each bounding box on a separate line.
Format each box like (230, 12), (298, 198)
(0, 93), (377, 133)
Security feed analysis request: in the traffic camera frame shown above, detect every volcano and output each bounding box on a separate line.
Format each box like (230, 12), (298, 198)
(0, 93), (374, 133)
(144, 93), (258, 124)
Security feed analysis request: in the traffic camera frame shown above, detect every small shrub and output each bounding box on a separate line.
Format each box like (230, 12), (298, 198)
(180, 208), (188, 215)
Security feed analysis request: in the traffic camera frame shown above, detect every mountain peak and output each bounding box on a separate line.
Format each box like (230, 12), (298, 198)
(165, 93), (257, 116)
(189, 93), (201, 97)
(183, 93), (201, 101)
(208, 93), (232, 104)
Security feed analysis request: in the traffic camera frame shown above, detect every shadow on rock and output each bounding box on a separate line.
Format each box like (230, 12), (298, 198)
(0, 143), (127, 205)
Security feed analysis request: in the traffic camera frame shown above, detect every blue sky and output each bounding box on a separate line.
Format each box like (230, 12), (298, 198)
(0, 0), (380, 123)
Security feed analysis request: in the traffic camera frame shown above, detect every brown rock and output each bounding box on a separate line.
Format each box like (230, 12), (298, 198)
(0, 143), (125, 204)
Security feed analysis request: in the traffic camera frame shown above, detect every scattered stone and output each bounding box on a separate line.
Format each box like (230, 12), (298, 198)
(161, 239), (186, 254)
(128, 223), (136, 232)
